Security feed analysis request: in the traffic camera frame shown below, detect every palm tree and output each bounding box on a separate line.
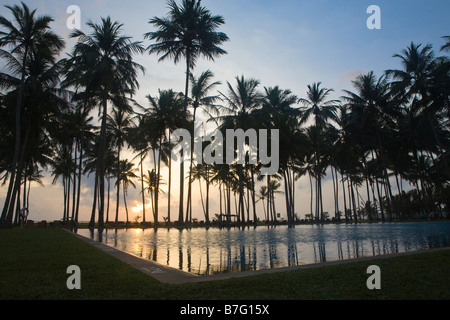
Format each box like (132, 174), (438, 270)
(107, 107), (134, 226)
(342, 71), (396, 220)
(216, 76), (263, 223)
(299, 82), (340, 128)
(257, 86), (303, 224)
(190, 162), (213, 223)
(185, 70), (221, 222)
(144, 169), (166, 223)
(71, 107), (95, 223)
(50, 146), (74, 222)
(256, 185), (269, 221)
(145, 0), (229, 224)
(20, 165), (44, 216)
(65, 17), (144, 228)
(128, 116), (150, 224)
(142, 89), (186, 225)
(299, 82), (340, 221)
(0, 2), (64, 227)
(115, 159), (138, 224)
(386, 42), (449, 178)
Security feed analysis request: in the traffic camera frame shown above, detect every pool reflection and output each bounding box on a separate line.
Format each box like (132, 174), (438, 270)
(78, 221), (450, 276)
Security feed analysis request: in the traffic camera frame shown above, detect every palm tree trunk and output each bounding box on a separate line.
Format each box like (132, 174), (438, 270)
(283, 170), (292, 224)
(89, 172), (98, 228)
(115, 179), (120, 223)
(335, 167), (340, 219)
(341, 173), (348, 221)
(251, 167), (257, 224)
(238, 167), (245, 223)
(14, 179), (21, 225)
(168, 132), (172, 223)
(123, 186), (129, 224)
(267, 176), (271, 222)
(319, 175), (324, 221)
(206, 165), (210, 223)
(26, 178), (31, 210)
(308, 172), (313, 219)
(331, 167), (337, 219)
(370, 178), (378, 220)
(71, 141), (78, 221)
(271, 188), (277, 222)
(375, 178), (385, 221)
(1, 46), (28, 227)
(66, 164), (71, 222)
(75, 139), (83, 224)
(98, 97), (108, 229)
(115, 146), (121, 224)
(186, 107), (197, 223)
(140, 153), (146, 223)
(179, 51), (191, 224)
(5, 125), (31, 225)
(63, 178), (67, 221)
(155, 138), (162, 227)
(350, 177), (358, 222)
(199, 177), (206, 220)
(106, 175), (110, 223)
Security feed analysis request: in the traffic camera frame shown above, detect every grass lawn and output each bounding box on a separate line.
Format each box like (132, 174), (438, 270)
(1, 227), (449, 300)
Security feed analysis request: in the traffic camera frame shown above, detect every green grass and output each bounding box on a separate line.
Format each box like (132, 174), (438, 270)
(1, 228), (449, 300)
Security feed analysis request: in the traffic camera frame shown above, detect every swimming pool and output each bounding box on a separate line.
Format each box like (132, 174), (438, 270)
(76, 221), (450, 276)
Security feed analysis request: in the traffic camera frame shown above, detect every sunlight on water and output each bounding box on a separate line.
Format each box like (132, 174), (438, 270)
(76, 221), (450, 276)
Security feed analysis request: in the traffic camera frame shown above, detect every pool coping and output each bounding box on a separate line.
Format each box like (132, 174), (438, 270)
(69, 230), (450, 284)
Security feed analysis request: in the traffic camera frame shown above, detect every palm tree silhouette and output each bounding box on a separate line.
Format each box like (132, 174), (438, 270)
(185, 70), (221, 222)
(115, 159), (138, 224)
(342, 71), (395, 220)
(0, 2), (64, 227)
(299, 82), (339, 221)
(144, 169), (166, 223)
(141, 89), (186, 225)
(386, 42), (450, 178)
(66, 17), (144, 228)
(145, 0), (229, 224)
(107, 107), (134, 226)
(217, 76), (263, 223)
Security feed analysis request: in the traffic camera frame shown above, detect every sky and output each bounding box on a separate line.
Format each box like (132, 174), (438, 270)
(1, 0), (449, 223)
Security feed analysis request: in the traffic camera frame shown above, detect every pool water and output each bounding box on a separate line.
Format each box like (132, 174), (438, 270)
(76, 221), (450, 276)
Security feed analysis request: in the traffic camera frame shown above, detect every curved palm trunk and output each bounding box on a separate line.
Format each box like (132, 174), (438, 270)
(1, 46), (28, 227)
(123, 185), (129, 224)
(6, 125), (31, 225)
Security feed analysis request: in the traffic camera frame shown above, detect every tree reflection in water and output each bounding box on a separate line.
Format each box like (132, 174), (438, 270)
(79, 221), (450, 276)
